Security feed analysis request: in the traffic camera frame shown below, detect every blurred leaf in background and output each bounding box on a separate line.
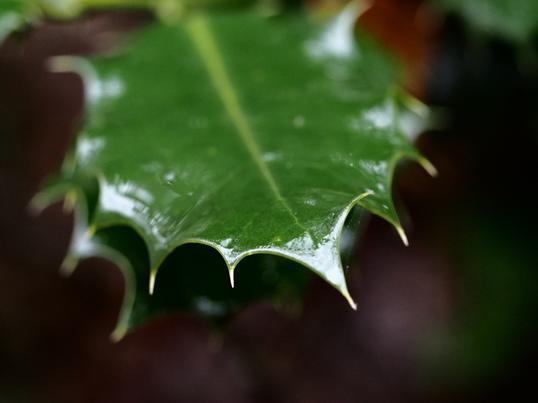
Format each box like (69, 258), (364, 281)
(438, 0), (538, 43)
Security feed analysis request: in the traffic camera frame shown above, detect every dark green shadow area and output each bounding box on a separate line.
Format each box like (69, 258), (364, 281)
(94, 225), (314, 331)
(93, 203), (365, 333)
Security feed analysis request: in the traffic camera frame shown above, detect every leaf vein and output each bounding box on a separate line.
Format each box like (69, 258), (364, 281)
(185, 15), (309, 235)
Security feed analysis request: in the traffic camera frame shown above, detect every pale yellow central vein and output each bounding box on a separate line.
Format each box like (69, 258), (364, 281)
(185, 15), (305, 231)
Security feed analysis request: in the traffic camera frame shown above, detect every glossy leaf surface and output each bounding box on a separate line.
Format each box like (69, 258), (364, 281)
(59, 4), (430, 335)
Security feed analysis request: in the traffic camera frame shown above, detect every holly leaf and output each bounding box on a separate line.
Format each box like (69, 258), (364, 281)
(438, 0), (538, 43)
(49, 3), (434, 337)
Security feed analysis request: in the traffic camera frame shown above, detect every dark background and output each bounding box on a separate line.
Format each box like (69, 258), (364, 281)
(1, 0), (537, 401)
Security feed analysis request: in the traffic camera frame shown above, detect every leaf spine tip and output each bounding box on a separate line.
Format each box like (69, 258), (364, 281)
(27, 197), (45, 216)
(343, 290), (357, 310)
(60, 255), (77, 276)
(149, 269), (157, 295)
(63, 189), (77, 213)
(396, 225), (409, 247)
(110, 326), (127, 343)
(228, 268), (235, 288)
(420, 157), (438, 178)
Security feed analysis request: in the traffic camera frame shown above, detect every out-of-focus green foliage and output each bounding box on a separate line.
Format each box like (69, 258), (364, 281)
(0, 0), (30, 40)
(438, 0), (538, 43)
(0, 0), (252, 22)
(424, 208), (538, 387)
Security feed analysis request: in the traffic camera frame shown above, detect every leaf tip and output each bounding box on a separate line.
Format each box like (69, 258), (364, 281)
(228, 268), (235, 288)
(47, 55), (85, 75)
(110, 324), (127, 343)
(419, 157), (438, 178)
(343, 289), (357, 310)
(149, 268), (157, 295)
(60, 254), (77, 276)
(63, 189), (78, 213)
(396, 225), (409, 247)
(27, 197), (45, 217)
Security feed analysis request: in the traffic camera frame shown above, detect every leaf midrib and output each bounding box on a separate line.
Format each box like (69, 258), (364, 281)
(185, 15), (310, 237)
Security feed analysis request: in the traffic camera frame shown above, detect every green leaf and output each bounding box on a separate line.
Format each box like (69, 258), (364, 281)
(0, 0), (87, 39)
(0, 0), (30, 41)
(55, 3), (433, 337)
(0, 0), (145, 25)
(438, 0), (538, 43)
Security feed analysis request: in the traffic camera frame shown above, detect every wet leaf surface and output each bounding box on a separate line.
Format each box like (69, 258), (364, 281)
(50, 4), (429, 334)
